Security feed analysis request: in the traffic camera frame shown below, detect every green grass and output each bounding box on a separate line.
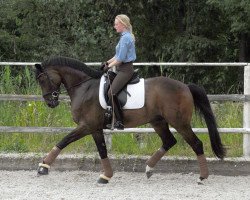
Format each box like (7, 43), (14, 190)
(0, 66), (244, 157)
(0, 101), (243, 157)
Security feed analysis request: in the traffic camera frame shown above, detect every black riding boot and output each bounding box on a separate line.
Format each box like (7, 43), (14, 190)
(104, 99), (112, 125)
(112, 95), (124, 130)
(106, 95), (124, 130)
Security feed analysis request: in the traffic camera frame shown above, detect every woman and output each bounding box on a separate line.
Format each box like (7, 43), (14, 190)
(102, 14), (136, 130)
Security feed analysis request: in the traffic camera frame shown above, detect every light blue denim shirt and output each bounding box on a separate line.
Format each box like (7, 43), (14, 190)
(115, 31), (136, 63)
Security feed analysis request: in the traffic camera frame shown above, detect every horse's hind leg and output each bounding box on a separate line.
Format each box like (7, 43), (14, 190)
(175, 124), (208, 183)
(146, 118), (177, 178)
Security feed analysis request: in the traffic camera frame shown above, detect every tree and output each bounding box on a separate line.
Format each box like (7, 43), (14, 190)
(0, 0), (248, 93)
(0, 0), (117, 61)
(208, 0), (250, 62)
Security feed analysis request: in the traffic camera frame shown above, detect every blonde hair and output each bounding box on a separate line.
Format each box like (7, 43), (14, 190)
(115, 14), (135, 41)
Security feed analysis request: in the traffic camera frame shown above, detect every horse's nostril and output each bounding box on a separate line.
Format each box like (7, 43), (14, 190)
(47, 102), (53, 108)
(47, 100), (59, 108)
(54, 101), (59, 107)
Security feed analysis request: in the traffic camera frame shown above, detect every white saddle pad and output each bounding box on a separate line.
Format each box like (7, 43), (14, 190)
(99, 75), (145, 109)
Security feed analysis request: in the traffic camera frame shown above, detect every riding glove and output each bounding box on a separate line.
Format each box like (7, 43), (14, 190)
(100, 62), (108, 71)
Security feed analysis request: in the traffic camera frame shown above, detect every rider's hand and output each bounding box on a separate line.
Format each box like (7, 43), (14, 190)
(103, 65), (109, 72)
(100, 62), (108, 71)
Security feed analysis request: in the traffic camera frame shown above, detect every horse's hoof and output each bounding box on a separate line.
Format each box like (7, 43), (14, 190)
(37, 163), (50, 176)
(146, 170), (153, 179)
(97, 174), (110, 184)
(97, 177), (109, 184)
(145, 165), (153, 179)
(197, 177), (206, 185)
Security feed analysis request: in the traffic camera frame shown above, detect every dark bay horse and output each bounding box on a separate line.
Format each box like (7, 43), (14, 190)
(35, 56), (226, 184)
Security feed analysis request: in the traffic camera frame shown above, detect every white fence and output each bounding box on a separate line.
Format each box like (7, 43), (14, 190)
(0, 62), (250, 157)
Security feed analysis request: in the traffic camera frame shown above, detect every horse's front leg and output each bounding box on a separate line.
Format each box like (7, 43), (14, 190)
(92, 131), (113, 184)
(37, 124), (89, 175)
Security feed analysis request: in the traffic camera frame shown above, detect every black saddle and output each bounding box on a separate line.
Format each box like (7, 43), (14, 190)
(104, 70), (140, 108)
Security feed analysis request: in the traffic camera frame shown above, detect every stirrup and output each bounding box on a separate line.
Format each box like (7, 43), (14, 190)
(104, 106), (112, 119)
(114, 121), (124, 130)
(106, 123), (114, 130)
(106, 121), (124, 130)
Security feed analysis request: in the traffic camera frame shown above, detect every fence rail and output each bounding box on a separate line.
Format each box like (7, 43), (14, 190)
(0, 126), (250, 134)
(0, 62), (248, 66)
(0, 62), (250, 156)
(1, 94), (250, 102)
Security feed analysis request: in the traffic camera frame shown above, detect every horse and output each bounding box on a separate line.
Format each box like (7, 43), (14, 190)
(34, 56), (226, 184)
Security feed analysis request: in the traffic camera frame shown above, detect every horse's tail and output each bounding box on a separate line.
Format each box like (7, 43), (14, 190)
(188, 84), (226, 159)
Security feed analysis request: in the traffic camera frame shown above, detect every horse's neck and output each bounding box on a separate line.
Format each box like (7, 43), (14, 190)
(67, 78), (99, 105)
(59, 68), (99, 100)
(58, 68), (86, 91)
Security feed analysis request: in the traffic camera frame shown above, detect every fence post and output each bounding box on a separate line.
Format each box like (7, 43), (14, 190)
(104, 134), (112, 150)
(243, 64), (250, 157)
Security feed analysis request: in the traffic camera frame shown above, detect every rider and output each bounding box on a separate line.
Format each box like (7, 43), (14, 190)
(101, 14), (136, 130)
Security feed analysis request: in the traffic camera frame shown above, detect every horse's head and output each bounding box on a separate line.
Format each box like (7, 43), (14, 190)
(35, 64), (62, 108)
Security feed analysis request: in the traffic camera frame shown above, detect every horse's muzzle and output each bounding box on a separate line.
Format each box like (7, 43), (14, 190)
(43, 90), (60, 108)
(47, 100), (59, 108)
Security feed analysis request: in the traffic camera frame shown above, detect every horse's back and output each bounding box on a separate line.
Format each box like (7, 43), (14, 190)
(144, 76), (194, 124)
(145, 76), (190, 95)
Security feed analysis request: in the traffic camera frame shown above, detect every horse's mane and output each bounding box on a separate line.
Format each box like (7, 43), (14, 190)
(41, 56), (103, 79)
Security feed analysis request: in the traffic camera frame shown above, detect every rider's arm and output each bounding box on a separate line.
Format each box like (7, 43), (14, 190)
(107, 57), (115, 64)
(108, 59), (122, 68)
(107, 56), (121, 68)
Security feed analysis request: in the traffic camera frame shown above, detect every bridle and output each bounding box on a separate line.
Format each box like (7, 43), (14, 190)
(36, 71), (60, 101)
(36, 70), (93, 100)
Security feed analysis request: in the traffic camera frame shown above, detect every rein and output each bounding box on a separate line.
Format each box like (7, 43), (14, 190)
(63, 77), (93, 92)
(37, 71), (93, 97)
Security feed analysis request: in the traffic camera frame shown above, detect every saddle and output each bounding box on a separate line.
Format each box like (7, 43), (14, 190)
(104, 70), (140, 108)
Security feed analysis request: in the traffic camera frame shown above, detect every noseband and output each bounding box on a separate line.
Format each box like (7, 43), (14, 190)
(43, 90), (60, 100)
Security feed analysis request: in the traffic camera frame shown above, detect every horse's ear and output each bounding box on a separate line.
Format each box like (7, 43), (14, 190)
(35, 63), (43, 71)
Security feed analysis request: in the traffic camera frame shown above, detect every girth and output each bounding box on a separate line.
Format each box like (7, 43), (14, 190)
(104, 70), (140, 108)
